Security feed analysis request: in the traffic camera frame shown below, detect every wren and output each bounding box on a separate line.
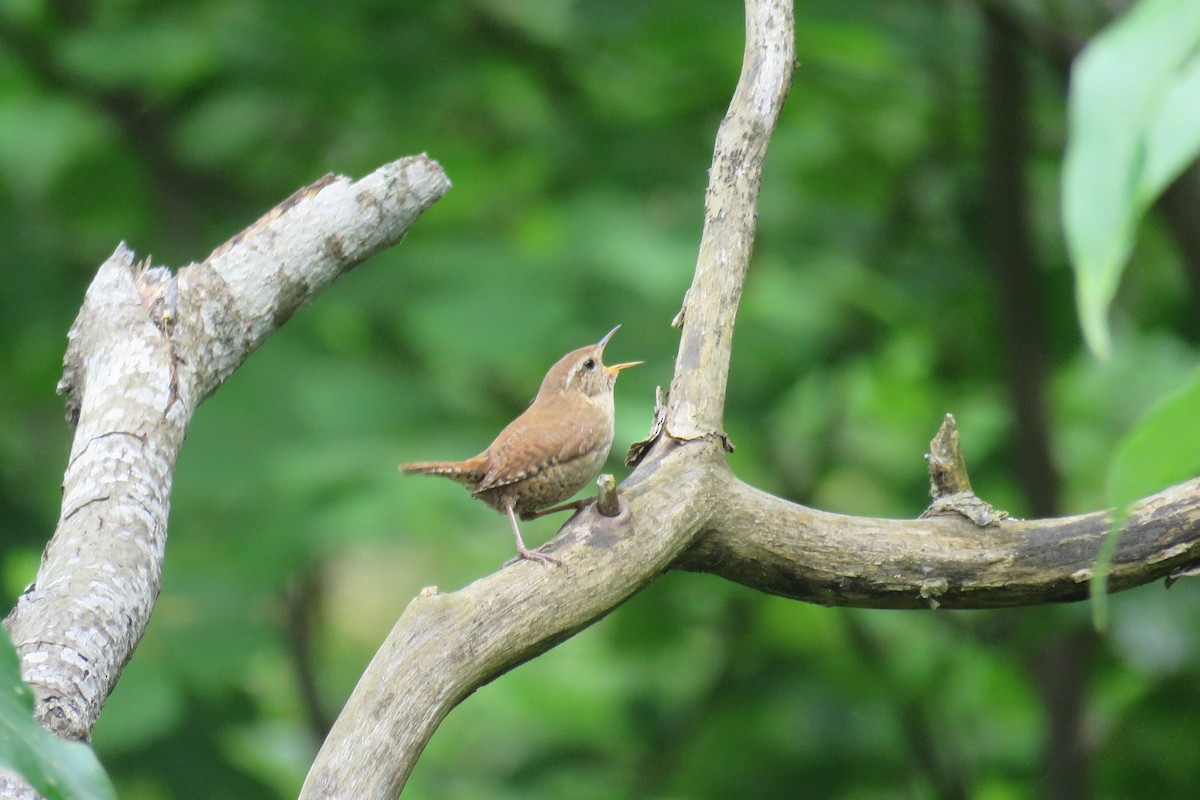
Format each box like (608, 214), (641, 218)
(400, 325), (641, 565)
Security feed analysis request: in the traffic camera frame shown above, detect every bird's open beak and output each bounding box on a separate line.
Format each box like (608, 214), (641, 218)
(597, 325), (622, 350)
(598, 326), (641, 375)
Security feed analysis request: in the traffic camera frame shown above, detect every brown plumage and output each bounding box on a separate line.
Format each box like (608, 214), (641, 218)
(400, 325), (641, 565)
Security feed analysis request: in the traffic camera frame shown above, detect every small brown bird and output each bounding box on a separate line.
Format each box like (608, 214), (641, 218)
(400, 326), (641, 565)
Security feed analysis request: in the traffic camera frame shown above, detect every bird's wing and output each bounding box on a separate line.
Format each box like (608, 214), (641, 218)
(474, 394), (611, 494)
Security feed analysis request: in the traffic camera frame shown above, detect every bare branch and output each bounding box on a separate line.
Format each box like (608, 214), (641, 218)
(3, 156), (449, 754)
(664, 0), (794, 445)
(681, 471), (1200, 609)
(301, 1), (796, 796)
(301, 443), (725, 799)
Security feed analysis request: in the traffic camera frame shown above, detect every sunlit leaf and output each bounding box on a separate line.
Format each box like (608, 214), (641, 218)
(1063, 0), (1200, 358)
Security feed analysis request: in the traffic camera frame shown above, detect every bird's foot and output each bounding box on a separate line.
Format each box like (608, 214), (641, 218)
(513, 545), (564, 567)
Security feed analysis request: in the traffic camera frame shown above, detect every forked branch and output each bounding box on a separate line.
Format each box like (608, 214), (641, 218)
(300, 1), (797, 796)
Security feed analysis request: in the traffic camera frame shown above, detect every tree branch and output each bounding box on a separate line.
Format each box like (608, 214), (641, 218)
(1, 156), (449, 797)
(680, 470), (1200, 609)
(301, 0), (1189, 793)
(300, 1), (797, 796)
(665, 0), (793, 445)
(301, 440), (733, 799)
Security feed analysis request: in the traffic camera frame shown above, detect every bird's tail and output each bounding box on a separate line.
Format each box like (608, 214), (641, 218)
(399, 455), (487, 487)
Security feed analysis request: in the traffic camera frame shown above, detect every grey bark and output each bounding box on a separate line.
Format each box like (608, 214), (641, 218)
(1, 156), (451, 798)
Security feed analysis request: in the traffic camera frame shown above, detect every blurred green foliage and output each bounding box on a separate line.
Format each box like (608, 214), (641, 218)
(2, 1), (1199, 798)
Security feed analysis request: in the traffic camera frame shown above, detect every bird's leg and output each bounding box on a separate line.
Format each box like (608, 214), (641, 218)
(506, 499), (563, 566)
(519, 498), (591, 521)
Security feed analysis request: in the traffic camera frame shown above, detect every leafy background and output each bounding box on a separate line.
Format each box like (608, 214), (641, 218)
(2, 0), (1199, 798)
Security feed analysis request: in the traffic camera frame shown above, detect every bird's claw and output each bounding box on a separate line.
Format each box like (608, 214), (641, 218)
(516, 546), (564, 567)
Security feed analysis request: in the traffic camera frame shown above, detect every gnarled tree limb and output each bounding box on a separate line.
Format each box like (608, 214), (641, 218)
(300, 1), (797, 796)
(680, 469), (1200, 609)
(1, 156), (449, 799)
(301, 0), (1200, 795)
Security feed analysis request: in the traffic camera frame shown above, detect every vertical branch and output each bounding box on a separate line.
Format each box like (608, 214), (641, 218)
(983, 13), (1089, 799)
(1028, 627), (1098, 800)
(981, 5), (1060, 519)
(285, 566), (334, 744)
(664, 0), (795, 443)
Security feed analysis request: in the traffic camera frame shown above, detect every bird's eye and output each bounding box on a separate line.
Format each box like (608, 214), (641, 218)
(582, 358), (596, 370)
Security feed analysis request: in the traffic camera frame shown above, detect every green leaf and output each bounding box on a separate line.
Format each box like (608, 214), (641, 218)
(1141, 51), (1200, 194)
(1062, 0), (1200, 359)
(1090, 366), (1200, 628)
(1107, 367), (1200, 509)
(0, 628), (117, 800)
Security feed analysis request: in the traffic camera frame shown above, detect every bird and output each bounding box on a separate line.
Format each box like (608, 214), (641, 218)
(400, 326), (641, 565)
